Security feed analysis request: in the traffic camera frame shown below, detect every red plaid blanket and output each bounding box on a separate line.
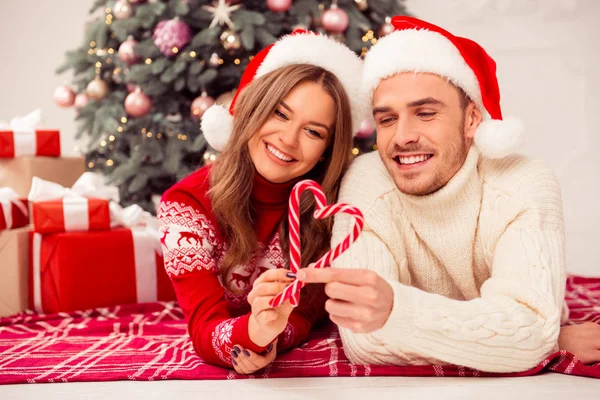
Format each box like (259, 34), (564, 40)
(1, 276), (599, 384)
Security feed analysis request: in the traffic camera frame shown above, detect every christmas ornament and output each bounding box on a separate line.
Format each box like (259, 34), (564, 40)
(321, 4), (349, 34)
(270, 180), (364, 307)
(215, 90), (236, 109)
(379, 17), (394, 37)
(220, 30), (241, 52)
(118, 36), (140, 65)
(267, 0), (293, 13)
(355, 0), (368, 11)
(53, 85), (75, 108)
(125, 88), (152, 117)
(355, 118), (375, 139)
(203, 149), (218, 165)
(113, 0), (133, 19)
(74, 93), (90, 110)
(153, 18), (192, 57)
(191, 92), (215, 120)
(209, 52), (222, 67)
(86, 78), (109, 100)
(128, 0), (146, 3)
(203, 0), (240, 29)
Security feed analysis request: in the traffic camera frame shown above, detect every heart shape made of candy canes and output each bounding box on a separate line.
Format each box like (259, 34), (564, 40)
(269, 180), (364, 308)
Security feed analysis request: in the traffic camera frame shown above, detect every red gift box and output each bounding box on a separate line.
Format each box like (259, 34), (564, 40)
(32, 198), (111, 234)
(29, 228), (175, 313)
(0, 130), (61, 158)
(0, 198), (29, 231)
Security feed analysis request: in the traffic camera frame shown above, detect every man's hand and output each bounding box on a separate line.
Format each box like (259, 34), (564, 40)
(297, 268), (394, 333)
(558, 322), (600, 365)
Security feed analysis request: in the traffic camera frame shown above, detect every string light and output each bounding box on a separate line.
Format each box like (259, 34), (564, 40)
(117, 126), (124, 132)
(172, 47), (179, 54)
(108, 135), (116, 141)
(108, 48), (114, 54)
(105, 7), (111, 13)
(190, 51), (197, 57)
(218, 59), (224, 65)
(88, 162), (95, 168)
(121, 117), (128, 123)
(371, 38), (378, 45)
(352, 148), (360, 156)
(146, 132), (153, 138)
(106, 159), (114, 166)
(249, 56), (254, 61)
(95, 61), (102, 68)
(156, 133), (163, 139)
(145, 58), (152, 64)
(106, 58), (113, 64)
(100, 140), (107, 146)
(90, 41), (96, 47)
(372, 144), (378, 151)
(181, 134), (188, 140)
(234, 59), (240, 65)
(88, 49), (96, 55)
(141, 128), (147, 134)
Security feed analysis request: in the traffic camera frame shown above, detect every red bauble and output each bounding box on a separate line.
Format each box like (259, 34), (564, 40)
(125, 89), (152, 117)
(355, 119), (375, 139)
(118, 36), (140, 65)
(191, 93), (215, 120)
(266, 0), (293, 13)
(321, 5), (349, 34)
(53, 85), (76, 108)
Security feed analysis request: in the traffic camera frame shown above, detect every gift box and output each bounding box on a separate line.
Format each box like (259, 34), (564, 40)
(0, 188), (29, 230)
(32, 198), (110, 234)
(0, 156), (86, 198)
(0, 227), (31, 317)
(29, 228), (175, 313)
(0, 129), (61, 158)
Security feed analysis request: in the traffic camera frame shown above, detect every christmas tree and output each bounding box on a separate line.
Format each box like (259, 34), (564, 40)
(56, 0), (409, 212)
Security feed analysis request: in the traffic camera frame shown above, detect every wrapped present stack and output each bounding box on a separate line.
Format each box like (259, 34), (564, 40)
(28, 174), (175, 314)
(0, 110), (174, 317)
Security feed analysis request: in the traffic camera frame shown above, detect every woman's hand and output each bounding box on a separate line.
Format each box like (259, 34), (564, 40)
(231, 340), (278, 374)
(247, 269), (295, 346)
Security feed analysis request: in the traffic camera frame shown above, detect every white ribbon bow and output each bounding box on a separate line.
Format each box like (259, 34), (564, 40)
(0, 187), (28, 229)
(0, 109), (42, 132)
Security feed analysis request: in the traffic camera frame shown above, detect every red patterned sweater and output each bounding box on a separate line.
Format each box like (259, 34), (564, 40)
(158, 165), (325, 367)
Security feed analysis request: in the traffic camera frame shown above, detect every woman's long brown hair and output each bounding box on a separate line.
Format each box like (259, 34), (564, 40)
(209, 64), (354, 290)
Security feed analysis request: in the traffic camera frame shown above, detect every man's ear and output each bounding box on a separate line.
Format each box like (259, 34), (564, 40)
(464, 102), (483, 140)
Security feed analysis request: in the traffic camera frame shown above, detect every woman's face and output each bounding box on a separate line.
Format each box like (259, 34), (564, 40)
(248, 81), (335, 184)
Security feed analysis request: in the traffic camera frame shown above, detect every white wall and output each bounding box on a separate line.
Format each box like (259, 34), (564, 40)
(1, 0), (598, 276)
(0, 0), (93, 155)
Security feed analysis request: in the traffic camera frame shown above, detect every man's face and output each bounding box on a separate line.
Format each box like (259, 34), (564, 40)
(373, 73), (481, 196)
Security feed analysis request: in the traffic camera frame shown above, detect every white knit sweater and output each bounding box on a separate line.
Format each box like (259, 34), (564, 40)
(331, 147), (567, 373)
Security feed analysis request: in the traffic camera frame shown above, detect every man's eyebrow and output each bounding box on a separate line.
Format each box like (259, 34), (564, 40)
(407, 97), (446, 108)
(373, 106), (393, 115)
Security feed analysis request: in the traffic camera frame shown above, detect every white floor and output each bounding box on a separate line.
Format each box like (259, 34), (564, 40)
(2, 374), (599, 400)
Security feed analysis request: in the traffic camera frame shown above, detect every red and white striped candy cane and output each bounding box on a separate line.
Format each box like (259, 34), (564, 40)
(269, 180), (364, 307)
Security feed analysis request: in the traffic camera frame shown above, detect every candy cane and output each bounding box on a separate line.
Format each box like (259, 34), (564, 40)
(269, 180), (364, 307)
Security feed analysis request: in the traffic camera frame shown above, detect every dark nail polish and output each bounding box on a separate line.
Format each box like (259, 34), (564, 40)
(232, 359), (238, 366)
(231, 350), (238, 358)
(286, 272), (296, 279)
(267, 343), (273, 352)
(233, 345), (240, 353)
(242, 349), (250, 357)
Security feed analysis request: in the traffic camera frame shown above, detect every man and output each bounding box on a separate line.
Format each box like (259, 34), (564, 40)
(296, 16), (600, 372)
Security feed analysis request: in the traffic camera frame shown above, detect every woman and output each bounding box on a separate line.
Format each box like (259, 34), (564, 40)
(158, 30), (364, 374)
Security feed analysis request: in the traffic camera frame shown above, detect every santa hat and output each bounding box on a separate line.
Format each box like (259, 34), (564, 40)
(361, 16), (524, 159)
(201, 30), (365, 152)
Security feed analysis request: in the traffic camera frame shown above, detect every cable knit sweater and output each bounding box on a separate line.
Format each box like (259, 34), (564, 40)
(330, 147), (567, 373)
(158, 165), (324, 368)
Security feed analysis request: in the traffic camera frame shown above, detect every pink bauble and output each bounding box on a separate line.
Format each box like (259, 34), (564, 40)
(113, 0), (133, 20)
(128, 0), (146, 3)
(53, 85), (76, 108)
(321, 5), (349, 34)
(118, 37), (140, 65)
(127, 83), (137, 93)
(153, 18), (192, 57)
(125, 89), (152, 117)
(191, 94), (215, 120)
(266, 0), (293, 13)
(74, 93), (90, 109)
(355, 119), (375, 139)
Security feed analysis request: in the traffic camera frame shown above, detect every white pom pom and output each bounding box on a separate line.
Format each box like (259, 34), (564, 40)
(200, 105), (234, 152)
(474, 116), (525, 159)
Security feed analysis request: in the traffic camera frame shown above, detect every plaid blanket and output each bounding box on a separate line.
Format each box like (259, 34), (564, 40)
(0, 275), (599, 384)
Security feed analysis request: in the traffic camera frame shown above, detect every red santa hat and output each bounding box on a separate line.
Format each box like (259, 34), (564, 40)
(201, 30), (365, 152)
(361, 16), (524, 159)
